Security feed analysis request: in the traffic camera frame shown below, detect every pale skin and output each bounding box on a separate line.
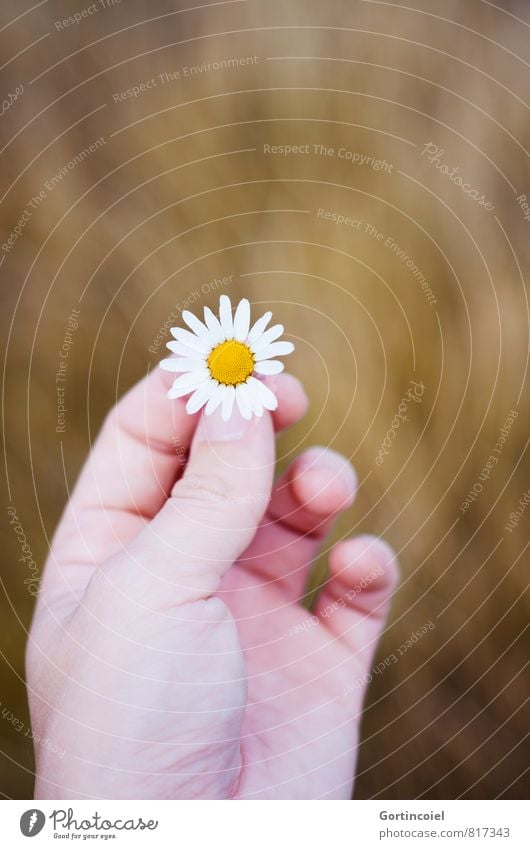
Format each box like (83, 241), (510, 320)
(27, 369), (399, 799)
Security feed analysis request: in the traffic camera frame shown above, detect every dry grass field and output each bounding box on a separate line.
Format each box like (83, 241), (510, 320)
(1, 0), (528, 799)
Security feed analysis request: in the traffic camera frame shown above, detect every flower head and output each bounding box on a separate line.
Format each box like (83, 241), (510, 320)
(160, 295), (294, 420)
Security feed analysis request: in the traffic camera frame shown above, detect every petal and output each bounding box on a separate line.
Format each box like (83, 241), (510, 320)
(171, 327), (210, 354)
(219, 294), (233, 338)
(167, 373), (207, 399)
(171, 369), (209, 390)
(168, 385), (195, 400)
(167, 339), (201, 357)
(255, 341), (295, 360)
(248, 376), (278, 411)
(160, 357), (205, 373)
(247, 310), (272, 346)
(246, 381), (264, 417)
(221, 385), (236, 421)
(182, 310), (213, 344)
(160, 357), (185, 372)
(186, 380), (215, 414)
(233, 298), (251, 341)
(254, 360), (284, 376)
(204, 382), (225, 415)
(203, 306), (225, 345)
(249, 324), (284, 354)
(235, 382), (253, 420)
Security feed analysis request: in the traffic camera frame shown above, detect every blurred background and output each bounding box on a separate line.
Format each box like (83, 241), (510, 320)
(1, 0), (528, 799)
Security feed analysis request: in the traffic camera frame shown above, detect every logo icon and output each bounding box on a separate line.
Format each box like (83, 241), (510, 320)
(20, 809), (46, 837)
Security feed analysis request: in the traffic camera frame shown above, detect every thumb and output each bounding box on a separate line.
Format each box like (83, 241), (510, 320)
(121, 406), (275, 606)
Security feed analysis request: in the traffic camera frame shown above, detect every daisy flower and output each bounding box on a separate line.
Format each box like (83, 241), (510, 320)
(159, 295), (294, 420)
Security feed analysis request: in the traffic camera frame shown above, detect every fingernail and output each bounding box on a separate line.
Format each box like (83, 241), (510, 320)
(336, 462), (357, 501)
(195, 407), (253, 443)
(304, 449), (357, 498)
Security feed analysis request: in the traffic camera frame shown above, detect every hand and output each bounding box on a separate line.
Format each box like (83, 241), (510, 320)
(27, 368), (398, 799)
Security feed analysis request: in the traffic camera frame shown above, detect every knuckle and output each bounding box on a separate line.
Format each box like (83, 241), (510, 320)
(170, 471), (268, 531)
(172, 472), (232, 506)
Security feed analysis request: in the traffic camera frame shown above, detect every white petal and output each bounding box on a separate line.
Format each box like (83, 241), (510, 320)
(182, 310), (213, 344)
(203, 306), (225, 345)
(219, 294), (233, 338)
(233, 298), (251, 341)
(160, 357), (184, 373)
(171, 327), (210, 354)
(186, 380), (215, 414)
(235, 382), (253, 420)
(167, 339), (202, 357)
(221, 385), (236, 421)
(204, 382), (225, 415)
(255, 341), (295, 360)
(171, 369), (209, 390)
(160, 357), (205, 373)
(248, 376), (278, 411)
(250, 324), (284, 354)
(168, 384), (195, 400)
(254, 360), (284, 376)
(246, 381), (264, 416)
(168, 373), (207, 399)
(247, 311), (272, 346)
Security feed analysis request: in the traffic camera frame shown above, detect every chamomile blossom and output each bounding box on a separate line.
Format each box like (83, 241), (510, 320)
(160, 295), (294, 420)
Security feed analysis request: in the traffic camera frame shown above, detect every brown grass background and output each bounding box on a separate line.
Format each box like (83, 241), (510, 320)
(1, 0), (528, 799)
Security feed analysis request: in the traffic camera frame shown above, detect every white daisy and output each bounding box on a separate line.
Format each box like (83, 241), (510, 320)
(159, 295), (295, 420)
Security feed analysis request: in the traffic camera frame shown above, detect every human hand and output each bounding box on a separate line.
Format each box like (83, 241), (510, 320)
(27, 368), (398, 799)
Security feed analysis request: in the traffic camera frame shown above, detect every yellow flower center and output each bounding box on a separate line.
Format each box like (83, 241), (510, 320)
(207, 339), (255, 386)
